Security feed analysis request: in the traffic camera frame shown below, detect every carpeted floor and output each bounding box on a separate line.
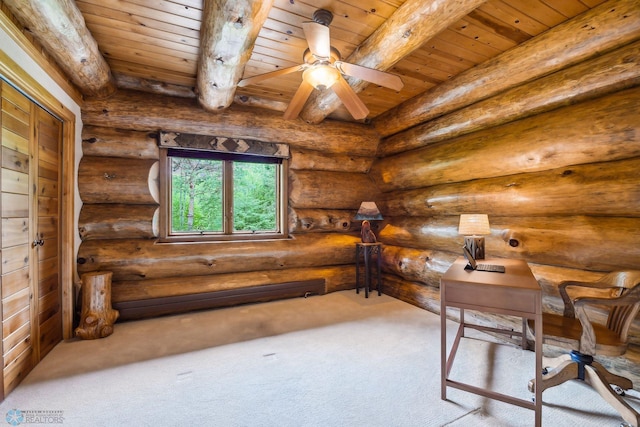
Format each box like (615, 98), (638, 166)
(2, 291), (639, 426)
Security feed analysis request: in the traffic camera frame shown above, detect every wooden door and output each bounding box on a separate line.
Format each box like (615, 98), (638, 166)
(34, 106), (62, 360)
(1, 81), (33, 398)
(0, 81), (62, 398)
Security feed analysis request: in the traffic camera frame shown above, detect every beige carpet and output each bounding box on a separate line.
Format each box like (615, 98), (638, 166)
(2, 291), (639, 426)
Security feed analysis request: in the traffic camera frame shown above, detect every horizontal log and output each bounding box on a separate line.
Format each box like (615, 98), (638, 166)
(381, 273), (442, 314)
(77, 233), (360, 281)
(370, 87), (640, 192)
(289, 148), (373, 173)
(381, 245), (601, 296)
(379, 40), (640, 156)
(289, 170), (380, 209)
(379, 158), (640, 217)
(381, 245), (456, 285)
(378, 216), (640, 271)
(374, 0), (640, 137)
(233, 94), (287, 112)
(82, 89), (379, 156)
(78, 156), (159, 204)
(288, 208), (355, 234)
(82, 126), (159, 159)
(111, 265), (355, 303)
(79, 204), (159, 240)
(114, 73), (197, 99)
(112, 74), (290, 113)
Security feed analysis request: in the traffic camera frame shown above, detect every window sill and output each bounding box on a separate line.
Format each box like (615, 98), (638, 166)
(155, 233), (293, 244)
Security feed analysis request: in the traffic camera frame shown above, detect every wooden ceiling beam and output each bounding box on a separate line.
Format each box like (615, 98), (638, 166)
(298, 0), (488, 124)
(3, 0), (116, 98)
(375, 0), (640, 138)
(197, 0), (274, 112)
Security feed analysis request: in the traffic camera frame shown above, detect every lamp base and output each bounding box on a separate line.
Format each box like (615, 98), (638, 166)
(360, 220), (378, 243)
(464, 236), (485, 260)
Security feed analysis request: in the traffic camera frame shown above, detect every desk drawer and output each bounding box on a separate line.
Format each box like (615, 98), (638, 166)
(445, 283), (538, 315)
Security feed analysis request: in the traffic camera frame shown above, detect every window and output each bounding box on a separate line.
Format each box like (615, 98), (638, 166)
(159, 139), (288, 242)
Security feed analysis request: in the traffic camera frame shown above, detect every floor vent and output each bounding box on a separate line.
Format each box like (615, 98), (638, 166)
(113, 279), (326, 321)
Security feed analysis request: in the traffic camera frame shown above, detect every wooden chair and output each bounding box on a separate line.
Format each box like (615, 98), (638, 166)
(528, 270), (640, 427)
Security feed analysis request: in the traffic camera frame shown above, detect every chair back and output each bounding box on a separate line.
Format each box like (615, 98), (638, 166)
(603, 271), (640, 343)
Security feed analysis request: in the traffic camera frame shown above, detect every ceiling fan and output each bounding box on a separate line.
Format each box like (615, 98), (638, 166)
(238, 9), (404, 120)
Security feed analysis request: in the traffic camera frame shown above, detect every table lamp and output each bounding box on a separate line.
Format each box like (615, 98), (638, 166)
(354, 202), (383, 243)
(458, 214), (490, 260)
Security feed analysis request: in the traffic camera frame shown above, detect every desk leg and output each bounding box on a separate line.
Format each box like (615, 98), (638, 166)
(441, 291), (447, 400)
(364, 248), (370, 298)
(376, 247), (382, 296)
(356, 246), (361, 294)
(534, 312), (543, 427)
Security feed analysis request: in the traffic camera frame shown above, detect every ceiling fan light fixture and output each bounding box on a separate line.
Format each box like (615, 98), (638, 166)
(238, 8), (402, 121)
(303, 64), (340, 90)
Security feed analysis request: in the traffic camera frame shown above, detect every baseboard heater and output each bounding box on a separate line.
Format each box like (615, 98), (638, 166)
(113, 279), (326, 321)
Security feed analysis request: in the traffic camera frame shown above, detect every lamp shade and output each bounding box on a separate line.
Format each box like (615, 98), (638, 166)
(458, 214), (490, 235)
(353, 202), (383, 221)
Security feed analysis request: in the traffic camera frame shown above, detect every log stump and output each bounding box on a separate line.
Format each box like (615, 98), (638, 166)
(75, 271), (119, 339)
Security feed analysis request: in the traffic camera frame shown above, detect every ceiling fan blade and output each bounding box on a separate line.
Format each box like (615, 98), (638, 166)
(238, 65), (304, 87)
(283, 80), (315, 120)
(331, 75), (369, 120)
(302, 22), (331, 59)
(336, 61), (404, 91)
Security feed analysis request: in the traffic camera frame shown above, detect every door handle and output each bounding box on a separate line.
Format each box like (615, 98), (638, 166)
(32, 239), (44, 247)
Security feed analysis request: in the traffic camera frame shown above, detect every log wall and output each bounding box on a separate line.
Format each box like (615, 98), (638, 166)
(370, 33), (640, 383)
(75, 1), (640, 388)
(78, 103), (377, 307)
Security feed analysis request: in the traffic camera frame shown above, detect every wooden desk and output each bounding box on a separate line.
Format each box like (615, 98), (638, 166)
(440, 257), (543, 427)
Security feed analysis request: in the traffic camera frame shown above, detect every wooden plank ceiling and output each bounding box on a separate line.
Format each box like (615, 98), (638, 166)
(17, 0), (609, 122)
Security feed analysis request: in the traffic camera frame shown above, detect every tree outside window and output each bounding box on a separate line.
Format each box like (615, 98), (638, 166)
(161, 149), (286, 241)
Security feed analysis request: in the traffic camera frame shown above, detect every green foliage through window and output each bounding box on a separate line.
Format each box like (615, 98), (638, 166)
(169, 155), (279, 235)
(171, 157), (223, 232)
(233, 162), (277, 231)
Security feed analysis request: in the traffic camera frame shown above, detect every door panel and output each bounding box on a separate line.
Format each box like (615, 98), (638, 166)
(34, 103), (62, 362)
(2, 288), (29, 320)
(1, 146), (29, 173)
(2, 326), (30, 370)
(1, 268), (29, 299)
(3, 347), (32, 396)
(38, 313), (61, 359)
(1, 82), (33, 398)
(2, 322), (29, 360)
(1, 218), (28, 248)
(1, 193), (28, 217)
(0, 128), (28, 154)
(1, 169), (28, 194)
(2, 307), (29, 340)
(1, 245), (29, 275)
(0, 81), (63, 397)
